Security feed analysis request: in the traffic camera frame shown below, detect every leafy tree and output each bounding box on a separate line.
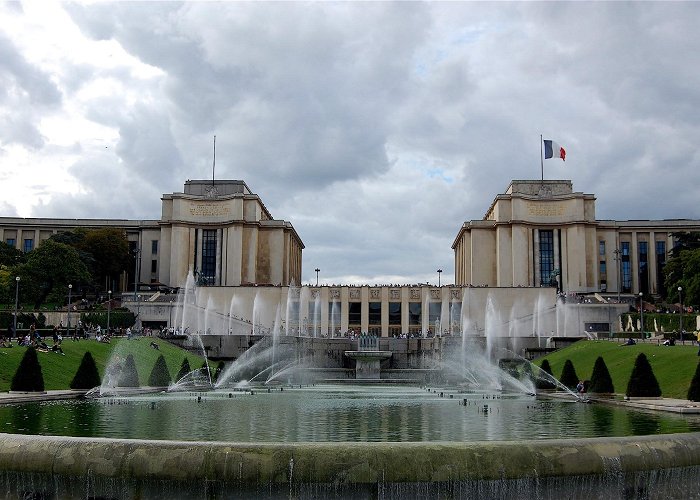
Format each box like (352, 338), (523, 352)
(626, 353), (662, 397)
(70, 352), (101, 389)
(11, 347), (45, 392)
(688, 362), (700, 402)
(559, 359), (579, 390)
(589, 356), (615, 394)
(117, 354), (140, 387)
(15, 239), (91, 308)
(175, 358), (191, 382)
(0, 241), (25, 267)
(535, 359), (556, 390)
(148, 354), (172, 387)
(663, 231), (700, 305)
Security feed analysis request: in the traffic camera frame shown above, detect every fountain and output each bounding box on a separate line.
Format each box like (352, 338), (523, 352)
(3, 284), (700, 498)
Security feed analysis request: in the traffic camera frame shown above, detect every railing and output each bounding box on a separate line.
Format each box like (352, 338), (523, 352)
(357, 334), (379, 351)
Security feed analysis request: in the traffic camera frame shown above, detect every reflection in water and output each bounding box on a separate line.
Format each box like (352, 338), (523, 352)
(0, 386), (698, 443)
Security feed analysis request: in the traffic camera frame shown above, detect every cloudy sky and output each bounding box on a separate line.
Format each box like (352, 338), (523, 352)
(1, 1), (699, 286)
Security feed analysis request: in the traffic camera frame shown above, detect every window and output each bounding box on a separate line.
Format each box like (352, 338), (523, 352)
(368, 302), (381, 325)
(151, 240), (158, 254)
(5, 238), (15, 247)
(638, 241), (648, 295)
(539, 230), (555, 286)
(621, 242), (631, 293)
(201, 230), (217, 285)
(151, 259), (157, 273)
(408, 303), (421, 325)
(23, 239), (33, 253)
(388, 302), (401, 325)
(656, 240), (667, 297)
(599, 240), (605, 256)
(599, 261), (606, 275)
(429, 302), (442, 323)
(348, 302), (361, 326)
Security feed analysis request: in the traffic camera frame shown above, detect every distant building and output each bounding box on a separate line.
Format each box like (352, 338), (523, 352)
(452, 180), (700, 296)
(0, 180), (304, 291)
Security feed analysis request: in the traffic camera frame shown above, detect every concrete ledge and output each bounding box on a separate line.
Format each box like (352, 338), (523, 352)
(1, 432), (700, 485)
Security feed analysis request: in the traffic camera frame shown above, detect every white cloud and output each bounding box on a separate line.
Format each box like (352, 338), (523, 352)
(1, 1), (699, 283)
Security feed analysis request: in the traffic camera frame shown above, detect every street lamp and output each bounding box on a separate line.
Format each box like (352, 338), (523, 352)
(638, 292), (644, 338)
(107, 290), (112, 335)
(13, 276), (20, 337)
(678, 286), (683, 342)
(67, 284), (73, 333)
(169, 299), (174, 332)
(136, 294), (141, 333)
(315, 268), (320, 286)
(437, 269), (443, 287)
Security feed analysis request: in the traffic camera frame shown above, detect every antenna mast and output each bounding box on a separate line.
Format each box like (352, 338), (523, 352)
(212, 135), (216, 187)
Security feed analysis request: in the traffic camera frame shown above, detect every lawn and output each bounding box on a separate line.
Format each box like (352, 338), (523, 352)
(0, 337), (210, 391)
(536, 340), (700, 399)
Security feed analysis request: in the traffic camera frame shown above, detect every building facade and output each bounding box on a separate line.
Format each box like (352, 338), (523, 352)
(0, 180), (304, 291)
(452, 180), (700, 296)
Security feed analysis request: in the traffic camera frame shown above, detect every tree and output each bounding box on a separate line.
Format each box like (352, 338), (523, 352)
(70, 352), (101, 389)
(15, 239), (91, 307)
(687, 362), (700, 402)
(559, 359), (579, 390)
(175, 358), (191, 382)
(118, 354), (140, 387)
(0, 241), (25, 267)
(11, 347), (45, 392)
(148, 354), (172, 387)
(626, 353), (662, 397)
(588, 356), (615, 394)
(535, 359), (556, 390)
(663, 231), (700, 305)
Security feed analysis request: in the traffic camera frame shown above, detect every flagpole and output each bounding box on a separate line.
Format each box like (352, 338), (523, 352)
(212, 135), (216, 188)
(540, 134), (544, 182)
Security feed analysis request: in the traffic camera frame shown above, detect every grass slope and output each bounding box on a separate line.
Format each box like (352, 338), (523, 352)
(538, 340), (700, 399)
(0, 338), (209, 391)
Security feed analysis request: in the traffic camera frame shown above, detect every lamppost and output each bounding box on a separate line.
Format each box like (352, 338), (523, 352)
(13, 276), (20, 337)
(67, 284), (73, 333)
(169, 299), (174, 332)
(107, 290), (112, 335)
(132, 247), (141, 299)
(639, 292), (644, 339)
(136, 294), (141, 333)
(613, 248), (621, 302)
(437, 269), (443, 287)
(315, 268), (320, 286)
(678, 286), (683, 342)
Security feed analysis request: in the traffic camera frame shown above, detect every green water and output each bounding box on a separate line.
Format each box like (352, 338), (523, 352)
(2, 385), (699, 442)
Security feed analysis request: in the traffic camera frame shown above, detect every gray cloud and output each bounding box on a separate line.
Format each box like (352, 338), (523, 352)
(2, 1), (699, 284)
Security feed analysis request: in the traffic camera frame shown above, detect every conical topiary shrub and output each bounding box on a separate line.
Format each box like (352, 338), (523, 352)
(588, 356), (615, 394)
(535, 359), (556, 390)
(70, 351), (101, 389)
(147, 354), (171, 387)
(11, 347), (45, 392)
(175, 358), (191, 382)
(118, 353), (140, 387)
(559, 359), (579, 390)
(626, 353), (661, 397)
(687, 362), (700, 402)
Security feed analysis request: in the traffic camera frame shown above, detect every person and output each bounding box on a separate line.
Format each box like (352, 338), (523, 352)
(576, 380), (585, 394)
(126, 327), (132, 339)
(624, 337), (636, 346)
(150, 341), (159, 350)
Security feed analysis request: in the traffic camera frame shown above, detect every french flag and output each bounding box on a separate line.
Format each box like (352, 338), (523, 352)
(543, 140), (566, 161)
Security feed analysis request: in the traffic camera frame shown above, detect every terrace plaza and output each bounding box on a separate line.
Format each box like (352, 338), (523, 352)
(2, 178), (700, 345)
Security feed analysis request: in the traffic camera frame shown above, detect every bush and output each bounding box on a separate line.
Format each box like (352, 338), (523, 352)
(70, 351), (101, 389)
(559, 359), (579, 390)
(11, 347), (45, 392)
(147, 354), (171, 387)
(175, 358), (191, 383)
(688, 361), (700, 402)
(589, 356), (615, 394)
(535, 359), (556, 390)
(117, 353), (140, 387)
(626, 353), (661, 397)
